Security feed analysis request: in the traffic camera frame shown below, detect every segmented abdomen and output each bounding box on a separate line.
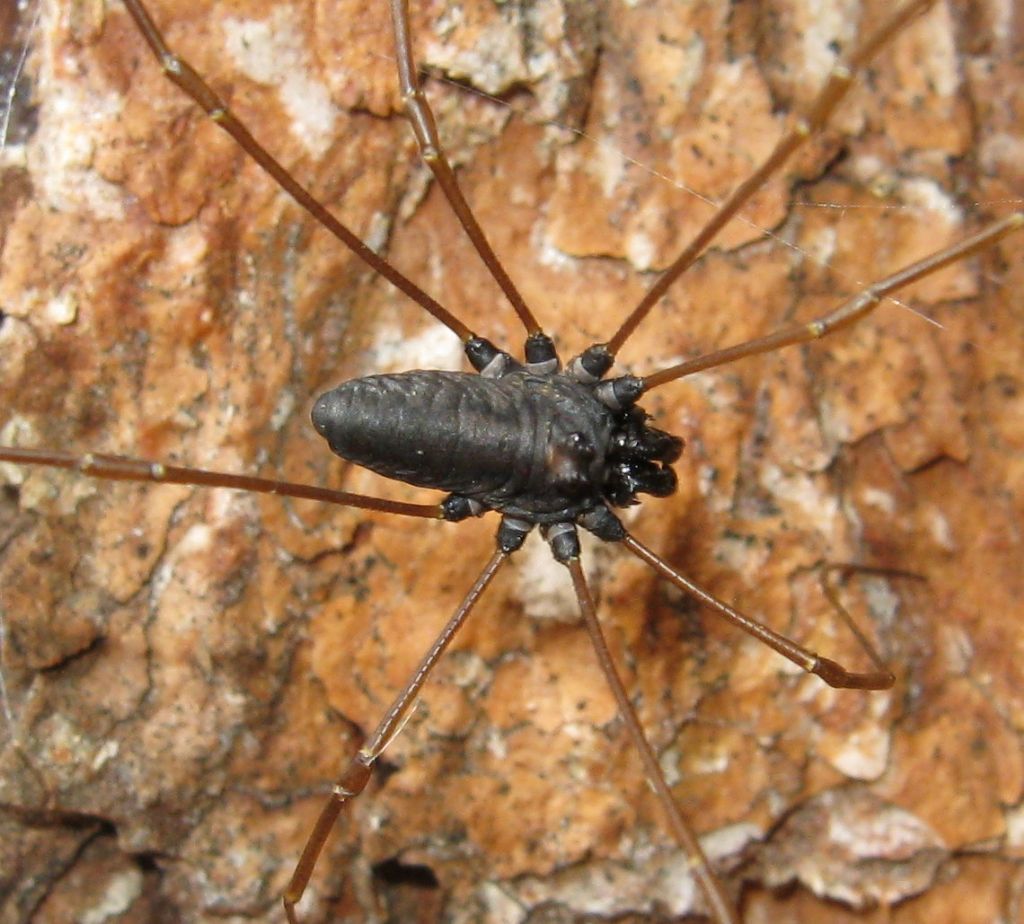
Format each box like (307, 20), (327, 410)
(311, 370), (612, 516)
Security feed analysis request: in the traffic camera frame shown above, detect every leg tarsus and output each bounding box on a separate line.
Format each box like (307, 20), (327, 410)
(622, 533), (897, 691)
(813, 656), (894, 691)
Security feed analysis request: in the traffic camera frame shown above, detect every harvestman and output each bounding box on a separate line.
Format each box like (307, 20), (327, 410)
(1, 0), (1021, 921)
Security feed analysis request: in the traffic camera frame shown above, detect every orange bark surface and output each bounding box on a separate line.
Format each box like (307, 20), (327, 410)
(1, 1), (1022, 922)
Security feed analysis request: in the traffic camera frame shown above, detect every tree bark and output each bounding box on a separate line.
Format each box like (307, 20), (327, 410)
(1, 1), (1022, 922)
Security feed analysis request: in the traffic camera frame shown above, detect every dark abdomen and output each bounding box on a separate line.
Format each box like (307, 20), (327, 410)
(311, 370), (613, 517)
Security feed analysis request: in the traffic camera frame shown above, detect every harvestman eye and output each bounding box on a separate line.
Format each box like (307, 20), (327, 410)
(0, 0), (1021, 921)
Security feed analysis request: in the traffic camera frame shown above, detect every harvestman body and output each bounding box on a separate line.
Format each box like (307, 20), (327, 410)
(1, 0), (1021, 921)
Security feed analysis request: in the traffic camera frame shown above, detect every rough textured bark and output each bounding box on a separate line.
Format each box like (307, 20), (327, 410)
(1, 1), (1022, 922)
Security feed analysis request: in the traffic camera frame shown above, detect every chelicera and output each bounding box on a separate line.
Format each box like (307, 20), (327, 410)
(1, 0), (1021, 921)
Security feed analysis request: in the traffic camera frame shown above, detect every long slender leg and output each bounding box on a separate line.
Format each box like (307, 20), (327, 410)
(388, 0), (541, 337)
(282, 548), (508, 923)
(819, 564), (924, 674)
(564, 558), (738, 924)
(606, 0), (940, 355)
(120, 0), (472, 341)
(623, 534), (893, 690)
(641, 213), (1023, 392)
(0, 447), (443, 520)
